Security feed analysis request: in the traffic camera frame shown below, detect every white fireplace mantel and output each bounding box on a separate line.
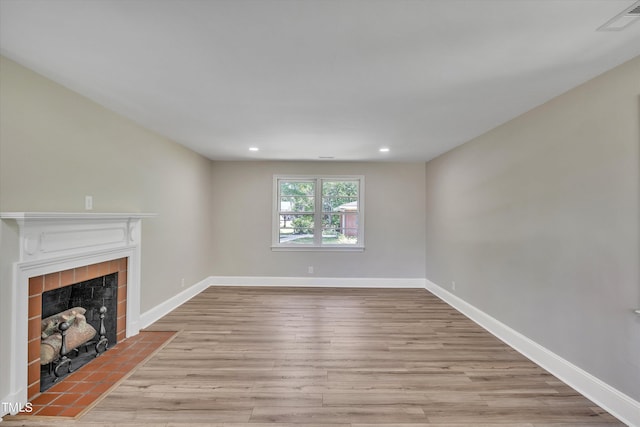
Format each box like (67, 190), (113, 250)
(0, 212), (156, 263)
(0, 212), (156, 416)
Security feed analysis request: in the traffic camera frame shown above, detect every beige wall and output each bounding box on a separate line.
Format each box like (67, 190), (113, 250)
(210, 161), (426, 278)
(0, 56), (214, 401)
(425, 56), (640, 400)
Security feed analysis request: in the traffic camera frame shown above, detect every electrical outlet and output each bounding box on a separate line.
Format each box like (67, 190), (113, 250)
(181, 278), (185, 288)
(308, 266), (314, 274)
(452, 281), (456, 291)
(85, 195), (93, 210)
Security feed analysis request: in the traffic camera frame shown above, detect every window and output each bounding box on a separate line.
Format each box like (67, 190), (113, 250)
(273, 175), (364, 250)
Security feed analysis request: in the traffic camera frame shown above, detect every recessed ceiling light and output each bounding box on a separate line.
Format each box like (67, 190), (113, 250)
(249, 147), (259, 152)
(379, 147), (390, 153)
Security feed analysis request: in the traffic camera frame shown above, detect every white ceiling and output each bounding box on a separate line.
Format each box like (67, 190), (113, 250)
(1, 0), (639, 162)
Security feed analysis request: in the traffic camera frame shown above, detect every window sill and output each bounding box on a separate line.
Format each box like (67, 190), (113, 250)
(271, 245), (365, 252)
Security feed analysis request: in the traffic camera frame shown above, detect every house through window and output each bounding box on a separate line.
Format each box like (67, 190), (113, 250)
(273, 175), (364, 250)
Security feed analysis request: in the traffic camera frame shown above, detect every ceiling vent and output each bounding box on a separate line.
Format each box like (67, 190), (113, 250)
(598, 1), (640, 31)
(628, 4), (640, 15)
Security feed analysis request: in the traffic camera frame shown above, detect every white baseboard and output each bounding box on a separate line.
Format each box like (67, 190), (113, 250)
(424, 279), (640, 427)
(209, 276), (426, 288)
(139, 277), (211, 330)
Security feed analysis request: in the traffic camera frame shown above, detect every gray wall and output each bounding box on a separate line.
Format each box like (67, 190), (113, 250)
(425, 56), (640, 400)
(210, 161), (426, 278)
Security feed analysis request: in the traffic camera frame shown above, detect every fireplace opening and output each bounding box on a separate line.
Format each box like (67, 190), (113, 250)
(39, 273), (118, 392)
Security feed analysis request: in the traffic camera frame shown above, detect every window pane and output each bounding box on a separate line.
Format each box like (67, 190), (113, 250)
(322, 181), (359, 212)
(280, 196), (314, 212)
(322, 180), (359, 196)
(322, 213), (358, 245)
(279, 214), (314, 244)
(280, 181), (314, 196)
(321, 229), (358, 245)
(323, 197), (358, 213)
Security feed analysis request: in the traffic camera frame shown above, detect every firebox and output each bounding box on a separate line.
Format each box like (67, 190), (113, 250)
(39, 272), (119, 392)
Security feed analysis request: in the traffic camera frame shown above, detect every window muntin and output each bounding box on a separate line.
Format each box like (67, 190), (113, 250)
(274, 175), (364, 250)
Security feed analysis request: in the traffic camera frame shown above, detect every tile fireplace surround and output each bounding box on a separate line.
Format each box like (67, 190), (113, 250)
(0, 212), (155, 418)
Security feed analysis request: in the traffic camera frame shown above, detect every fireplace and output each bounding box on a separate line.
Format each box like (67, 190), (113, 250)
(34, 266), (124, 393)
(0, 212), (155, 416)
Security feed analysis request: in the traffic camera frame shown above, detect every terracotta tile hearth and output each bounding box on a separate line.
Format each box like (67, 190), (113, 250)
(27, 258), (128, 400)
(10, 331), (176, 419)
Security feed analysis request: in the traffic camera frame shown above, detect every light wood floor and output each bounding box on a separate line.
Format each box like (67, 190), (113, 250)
(5, 287), (623, 426)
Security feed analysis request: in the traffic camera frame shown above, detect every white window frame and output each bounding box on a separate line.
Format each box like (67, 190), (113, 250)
(272, 175), (365, 251)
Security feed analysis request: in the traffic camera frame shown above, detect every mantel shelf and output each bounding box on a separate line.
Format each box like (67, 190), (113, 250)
(0, 212), (157, 221)
(0, 212), (156, 265)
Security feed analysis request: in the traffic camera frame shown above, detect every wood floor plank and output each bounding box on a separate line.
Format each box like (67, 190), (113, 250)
(249, 406), (427, 423)
(2, 286), (624, 426)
